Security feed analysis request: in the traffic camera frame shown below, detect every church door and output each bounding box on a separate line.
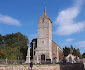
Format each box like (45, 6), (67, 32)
(41, 54), (45, 63)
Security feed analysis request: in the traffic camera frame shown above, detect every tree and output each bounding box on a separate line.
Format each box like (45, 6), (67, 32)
(30, 38), (37, 59)
(82, 53), (85, 58)
(63, 46), (70, 56)
(73, 48), (82, 58)
(70, 45), (73, 50)
(0, 49), (6, 59)
(63, 45), (82, 58)
(0, 32), (29, 60)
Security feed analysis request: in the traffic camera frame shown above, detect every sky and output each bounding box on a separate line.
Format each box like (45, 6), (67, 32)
(0, 0), (85, 54)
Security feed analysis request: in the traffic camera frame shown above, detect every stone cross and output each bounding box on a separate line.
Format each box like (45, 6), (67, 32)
(25, 47), (30, 63)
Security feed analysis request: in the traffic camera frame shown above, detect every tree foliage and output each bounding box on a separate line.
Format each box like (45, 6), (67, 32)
(30, 38), (37, 59)
(63, 46), (70, 56)
(82, 53), (85, 58)
(63, 45), (82, 58)
(0, 32), (29, 60)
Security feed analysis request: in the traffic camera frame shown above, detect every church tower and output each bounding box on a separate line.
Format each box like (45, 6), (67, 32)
(36, 8), (52, 63)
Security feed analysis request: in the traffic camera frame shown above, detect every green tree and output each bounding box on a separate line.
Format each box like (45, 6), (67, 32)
(73, 48), (82, 58)
(0, 49), (6, 59)
(30, 38), (37, 59)
(70, 45), (73, 50)
(63, 46), (70, 56)
(82, 53), (85, 58)
(0, 32), (29, 60)
(63, 45), (82, 59)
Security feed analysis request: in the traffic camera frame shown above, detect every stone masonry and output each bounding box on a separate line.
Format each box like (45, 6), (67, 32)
(33, 8), (63, 64)
(34, 8), (52, 63)
(0, 65), (60, 70)
(0, 63), (84, 70)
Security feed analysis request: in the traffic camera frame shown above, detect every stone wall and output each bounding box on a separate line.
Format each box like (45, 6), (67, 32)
(52, 41), (63, 62)
(60, 63), (84, 70)
(0, 64), (60, 70)
(0, 63), (84, 70)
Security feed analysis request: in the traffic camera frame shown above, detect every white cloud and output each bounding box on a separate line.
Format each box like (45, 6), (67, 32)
(75, 41), (85, 47)
(54, 0), (85, 35)
(62, 38), (74, 46)
(66, 38), (74, 42)
(0, 14), (21, 26)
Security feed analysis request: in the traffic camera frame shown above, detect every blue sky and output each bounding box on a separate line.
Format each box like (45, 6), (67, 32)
(0, 0), (85, 54)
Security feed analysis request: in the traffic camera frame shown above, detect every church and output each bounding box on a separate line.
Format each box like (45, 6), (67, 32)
(25, 8), (63, 64)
